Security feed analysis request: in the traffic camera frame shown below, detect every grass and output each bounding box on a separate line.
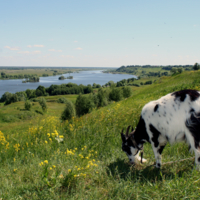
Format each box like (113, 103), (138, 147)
(0, 70), (200, 199)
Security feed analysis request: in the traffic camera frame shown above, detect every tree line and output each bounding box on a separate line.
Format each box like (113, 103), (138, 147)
(0, 83), (97, 105)
(61, 86), (132, 120)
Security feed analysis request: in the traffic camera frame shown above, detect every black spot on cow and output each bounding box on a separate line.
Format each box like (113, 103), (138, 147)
(122, 143), (132, 155)
(133, 116), (150, 144)
(150, 124), (161, 148)
(183, 134), (186, 140)
(190, 108), (195, 113)
(186, 112), (200, 148)
(198, 157), (200, 162)
(158, 145), (166, 154)
(157, 163), (161, 168)
(172, 90), (200, 102)
(154, 104), (159, 112)
(166, 136), (169, 141)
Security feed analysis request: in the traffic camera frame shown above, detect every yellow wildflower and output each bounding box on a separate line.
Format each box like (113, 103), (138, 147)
(5, 142), (9, 149)
(44, 160), (48, 164)
(14, 143), (20, 152)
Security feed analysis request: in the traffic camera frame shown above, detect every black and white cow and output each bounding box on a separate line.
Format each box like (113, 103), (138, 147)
(121, 89), (200, 168)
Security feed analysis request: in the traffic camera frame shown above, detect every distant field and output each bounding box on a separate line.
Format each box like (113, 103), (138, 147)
(0, 67), (81, 78)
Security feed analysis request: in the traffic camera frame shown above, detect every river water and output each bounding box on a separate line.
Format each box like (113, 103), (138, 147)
(0, 70), (136, 98)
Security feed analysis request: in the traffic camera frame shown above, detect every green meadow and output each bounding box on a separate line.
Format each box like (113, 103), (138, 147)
(0, 70), (200, 199)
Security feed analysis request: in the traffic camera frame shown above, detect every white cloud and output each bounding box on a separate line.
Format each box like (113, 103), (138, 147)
(74, 41), (78, 43)
(48, 49), (62, 52)
(27, 45), (32, 48)
(18, 51), (30, 54)
(4, 46), (19, 50)
(18, 50), (41, 55)
(61, 55), (74, 58)
(75, 47), (82, 50)
(33, 45), (44, 47)
(33, 51), (41, 54)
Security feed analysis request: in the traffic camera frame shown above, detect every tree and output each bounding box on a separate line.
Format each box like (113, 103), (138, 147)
(193, 63), (200, 70)
(1, 72), (6, 77)
(36, 85), (46, 97)
(58, 76), (65, 80)
(177, 68), (183, 73)
(97, 88), (108, 107)
(109, 88), (123, 102)
(61, 100), (76, 121)
(123, 86), (132, 98)
(170, 67), (177, 74)
(24, 100), (32, 111)
(75, 94), (95, 116)
(39, 98), (47, 112)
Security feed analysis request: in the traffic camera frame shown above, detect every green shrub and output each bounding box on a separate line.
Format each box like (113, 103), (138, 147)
(75, 94), (95, 117)
(193, 63), (200, 70)
(97, 88), (108, 107)
(17, 111), (36, 120)
(122, 86), (132, 98)
(61, 100), (76, 121)
(39, 97), (47, 112)
(144, 80), (153, 85)
(57, 97), (68, 103)
(109, 88), (123, 102)
(24, 100), (32, 111)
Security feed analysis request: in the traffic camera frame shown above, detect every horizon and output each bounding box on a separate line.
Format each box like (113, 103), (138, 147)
(1, 0), (200, 67)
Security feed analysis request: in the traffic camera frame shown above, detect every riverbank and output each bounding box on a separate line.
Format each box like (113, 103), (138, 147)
(0, 70), (135, 98)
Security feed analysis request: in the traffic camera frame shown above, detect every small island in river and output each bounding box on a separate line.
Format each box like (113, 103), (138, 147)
(22, 76), (40, 83)
(58, 75), (73, 80)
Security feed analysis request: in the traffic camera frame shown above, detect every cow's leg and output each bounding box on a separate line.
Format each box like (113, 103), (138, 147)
(151, 143), (166, 168)
(194, 148), (200, 170)
(149, 124), (167, 168)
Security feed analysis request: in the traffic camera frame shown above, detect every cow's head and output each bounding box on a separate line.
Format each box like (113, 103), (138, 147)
(121, 126), (142, 164)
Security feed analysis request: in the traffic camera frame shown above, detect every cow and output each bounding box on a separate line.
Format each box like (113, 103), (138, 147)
(121, 89), (200, 169)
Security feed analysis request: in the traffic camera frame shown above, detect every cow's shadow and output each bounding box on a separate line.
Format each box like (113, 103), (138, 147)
(107, 158), (193, 182)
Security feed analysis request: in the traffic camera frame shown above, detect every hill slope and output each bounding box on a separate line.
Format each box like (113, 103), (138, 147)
(1, 70), (200, 199)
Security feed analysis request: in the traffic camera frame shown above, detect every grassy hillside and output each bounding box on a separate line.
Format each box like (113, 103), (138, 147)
(0, 70), (200, 199)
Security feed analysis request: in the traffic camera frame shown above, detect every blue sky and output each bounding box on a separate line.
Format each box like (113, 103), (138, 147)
(0, 0), (199, 67)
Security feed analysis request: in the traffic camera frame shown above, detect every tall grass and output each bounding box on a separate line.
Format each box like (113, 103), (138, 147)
(0, 70), (200, 199)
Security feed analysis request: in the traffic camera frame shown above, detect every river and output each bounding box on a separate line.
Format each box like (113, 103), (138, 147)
(0, 70), (136, 98)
